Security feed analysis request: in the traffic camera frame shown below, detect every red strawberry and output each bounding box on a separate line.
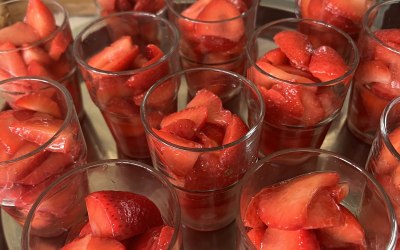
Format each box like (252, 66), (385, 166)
(257, 172), (340, 230)
(134, 0), (165, 13)
(243, 188), (268, 228)
(27, 60), (53, 78)
(259, 48), (290, 66)
(85, 190), (163, 240)
(61, 234), (127, 250)
(127, 225), (174, 250)
(246, 227), (265, 250)
(374, 41), (400, 68)
(160, 106), (208, 133)
(375, 127), (400, 175)
(195, 0), (245, 42)
(375, 29), (400, 45)
(96, 0), (116, 12)
(371, 82), (400, 100)
(46, 29), (73, 61)
(330, 182), (349, 203)
(317, 204), (367, 249)
(179, 0), (213, 40)
(323, 0), (369, 23)
(61, 234), (92, 250)
(151, 129), (202, 177)
(162, 119), (197, 140)
(24, 0), (56, 39)
(94, 77), (135, 106)
(300, 89), (325, 126)
(0, 22), (40, 46)
(0, 110), (25, 155)
(0, 42), (28, 77)
(200, 124), (225, 146)
(355, 60), (392, 85)
(261, 228), (320, 250)
(22, 45), (53, 66)
(274, 30), (313, 70)
(79, 221), (92, 237)
(14, 93), (62, 118)
(87, 36), (139, 72)
(222, 114), (248, 145)
(309, 46), (348, 82)
(135, 78), (178, 108)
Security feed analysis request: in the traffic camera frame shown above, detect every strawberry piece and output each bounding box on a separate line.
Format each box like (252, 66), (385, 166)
(87, 36), (139, 72)
(160, 106), (208, 133)
(61, 234), (92, 250)
(116, 0), (133, 11)
(371, 82), (400, 100)
(96, 0), (116, 12)
(259, 48), (290, 66)
(8, 111), (74, 154)
(374, 127), (400, 175)
(375, 29), (400, 45)
(151, 129), (202, 177)
(330, 182), (349, 203)
(79, 221), (92, 237)
(195, 0), (245, 42)
(300, 89), (325, 126)
(355, 60), (392, 85)
(162, 119), (197, 140)
(0, 110), (25, 155)
(179, 0), (212, 39)
(323, 0), (368, 23)
(0, 42), (28, 77)
(14, 93), (62, 118)
(261, 228), (320, 250)
(257, 172), (340, 230)
(134, 0), (165, 13)
(62, 234), (126, 250)
(0, 22), (40, 46)
(273, 30), (313, 70)
(317, 204), (367, 249)
(94, 77), (135, 106)
(374, 41), (400, 68)
(46, 29), (73, 61)
(246, 227), (265, 250)
(22, 45), (53, 66)
(27, 60), (53, 78)
(222, 114), (248, 145)
(243, 188), (268, 228)
(309, 45), (348, 82)
(200, 124), (225, 146)
(85, 190), (163, 240)
(127, 225), (174, 250)
(24, 0), (56, 39)
(135, 78), (177, 108)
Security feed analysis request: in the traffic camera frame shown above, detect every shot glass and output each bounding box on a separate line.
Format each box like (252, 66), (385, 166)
(347, 0), (400, 144)
(166, 0), (259, 76)
(237, 148), (398, 249)
(94, 0), (166, 16)
(366, 97), (400, 239)
(0, 77), (87, 248)
(74, 11), (179, 161)
(295, 0), (377, 38)
(246, 18), (359, 156)
(141, 67), (265, 231)
(22, 159), (182, 250)
(0, 0), (83, 118)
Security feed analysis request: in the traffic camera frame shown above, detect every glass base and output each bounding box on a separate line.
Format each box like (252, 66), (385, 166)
(1, 208), (22, 250)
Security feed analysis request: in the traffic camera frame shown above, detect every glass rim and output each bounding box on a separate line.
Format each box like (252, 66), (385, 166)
(73, 11), (180, 76)
(363, 0), (400, 56)
(246, 17), (360, 87)
(165, 0), (258, 24)
(0, 76), (76, 165)
(236, 147), (398, 249)
(0, 0), (69, 54)
(380, 96), (400, 161)
(21, 159), (182, 250)
(140, 67), (265, 153)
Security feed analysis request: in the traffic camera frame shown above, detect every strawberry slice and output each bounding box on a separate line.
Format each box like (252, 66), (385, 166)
(261, 228), (320, 250)
(355, 60), (392, 85)
(259, 48), (289, 66)
(134, 0), (165, 13)
(78, 221), (92, 237)
(375, 29), (400, 45)
(27, 60), (54, 78)
(151, 129), (202, 177)
(14, 93), (62, 118)
(0, 42), (28, 77)
(160, 106), (208, 133)
(46, 29), (73, 61)
(374, 41), (400, 68)
(300, 89), (325, 126)
(61, 234), (92, 250)
(273, 30), (313, 70)
(246, 227), (265, 250)
(317, 204), (367, 249)
(85, 190), (163, 240)
(200, 124), (225, 146)
(257, 172), (340, 230)
(243, 188), (268, 229)
(179, 0), (213, 40)
(24, 0), (56, 39)
(375, 127), (400, 176)
(127, 225), (174, 250)
(323, 0), (368, 23)
(162, 119), (197, 141)
(0, 22), (40, 46)
(96, 0), (116, 12)
(22, 45), (53, 66)
(61, 234), (126, 250)
(195, 0), (245, 42)
(309, 45), (348, 82)
(0, 110), (25, 155)
(222, 114), (249, 145)
(87, 36), (140, 72)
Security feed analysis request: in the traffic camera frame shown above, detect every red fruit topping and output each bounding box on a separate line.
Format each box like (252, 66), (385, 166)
(273, 30), (313, 70)
(79, 221), (92, 237)
(162, 119), (197, 141)
(46, 29), (73, 61)
(14, 93), (62, 118)
(0, 42), (28, 77)
(127, 225), (174, 250)
(0, 22), (40, 46)
(85, 190), (163, 240)
(22, 46), (53, 66)
(309, 45), (348, 82)
(246, 227), (265, 250)
(160, 106), (208, 132)
(259, 48), (290, 66)
(222, 114), (248, 145)
(24, 0), (56, 39)
(375, 29), (400, 45)
(261, 227), (320, 250)
(61, 234), (127, 250)
(324, 0), (369, 23)
(355, 60), (392, 85)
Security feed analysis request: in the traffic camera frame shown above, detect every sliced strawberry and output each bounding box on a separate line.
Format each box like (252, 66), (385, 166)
(24, 0), (56, 39)
(300, 88), (325, 126)
(151, 129), (202, 177)
(46, 29), (73, 61)
(134, 0), (165, 13)
(61, 234), (92, 250)
(273, 30), (313, 70)
(323, 0), (368, 23)
(375, 29), (400, 45)
(200, 124), (225, 146)
(136, 78), (178, 108)
(0, 22), (40, 46)
(14, 93), (62, 118)
(162, 119), (197, 140)
(261, 228), (320, 250)
(94, 77), (135, 106)
(0, 110), (25, 155)
(243, 188), (268, 229)
(179, 0), (213, 40)
(22, 45), (53, 66)
(355, 60), (392, 85)
(86, 190), (163, 240)
(374, 127), (400, 175)
(96, 0), (116, 12)
(222, 114), (248, 145)
(246, 227), (265, 250)
(127, 225), (174, 250)
(195, 0), (245, 42)
(309, 45), (348, 82)
(0, 42), (28, 76)
(259, 48), (290, 66)
(374, 41), (400, 67)
(116, 0), (133, 11)
(330, 182), (349, 203)
(87, 36), (139, 72)
(62, 234), (126, 250)
(257, 172), (340, 230)
(79, 221), (92, 237)
(317, 204), (367, 249)
(371, 82), (400, 100)
(27, 60), (54, 78)
(160, 106), (208, 133)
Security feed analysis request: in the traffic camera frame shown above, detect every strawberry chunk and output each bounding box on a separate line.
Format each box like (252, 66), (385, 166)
(375, 29), (400, 45)
(160, 106), (208, 132)
(127, 225), (174, 250)
(0, 22), (40, 46)
(246, 227), (265, 250)
(22, 45), (53, 66)
(85, 190), (163, 241)
(46, 29), (73, 61)
(309, 45), (348, 82)
(14, 93), (62, 118)
(24, 0), (56, 39)
(261, 228), (320, 250)
(273, 30), (313, 70)
(162, 119), (197, 141)
(0, 42), (28, 77)
(259, 48), (289, 66)
(0, 110), (25, 155)
(61, 234), (126, 250)
(355, 60), (392, 85)
(323, 0), (368, 23)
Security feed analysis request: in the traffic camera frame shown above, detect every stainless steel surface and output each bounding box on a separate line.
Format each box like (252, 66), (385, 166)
(0, 1), (373, 249)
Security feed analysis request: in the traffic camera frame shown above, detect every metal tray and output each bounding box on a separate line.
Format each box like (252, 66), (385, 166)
(0, 1), (372, 249)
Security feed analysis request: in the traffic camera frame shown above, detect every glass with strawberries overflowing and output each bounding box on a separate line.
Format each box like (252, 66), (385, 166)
(0, 77), (87, 248)
(95, 0), (166, 16)
(141, 68), (265, 232)
(166, 0), (258, 75)
(246, 18), (359, 156)
(295, 0), (377, 38)
(366, 96), (400, 246)
(347, 0), (400, 144)
(237, 148), (397, 249)
(0, 0), (83, 118)
(22, 159), (182, 250)
(73, 12), (179, 161)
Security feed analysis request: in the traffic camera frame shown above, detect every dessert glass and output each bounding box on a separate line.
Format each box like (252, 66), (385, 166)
(246, 18), (358, 156)
(141, 67), (265, 232)
(347, 0), (400, 144)
(74, 11), (179, 161)
(22, 159), (182, 249)
(237, 148), (398, 249)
